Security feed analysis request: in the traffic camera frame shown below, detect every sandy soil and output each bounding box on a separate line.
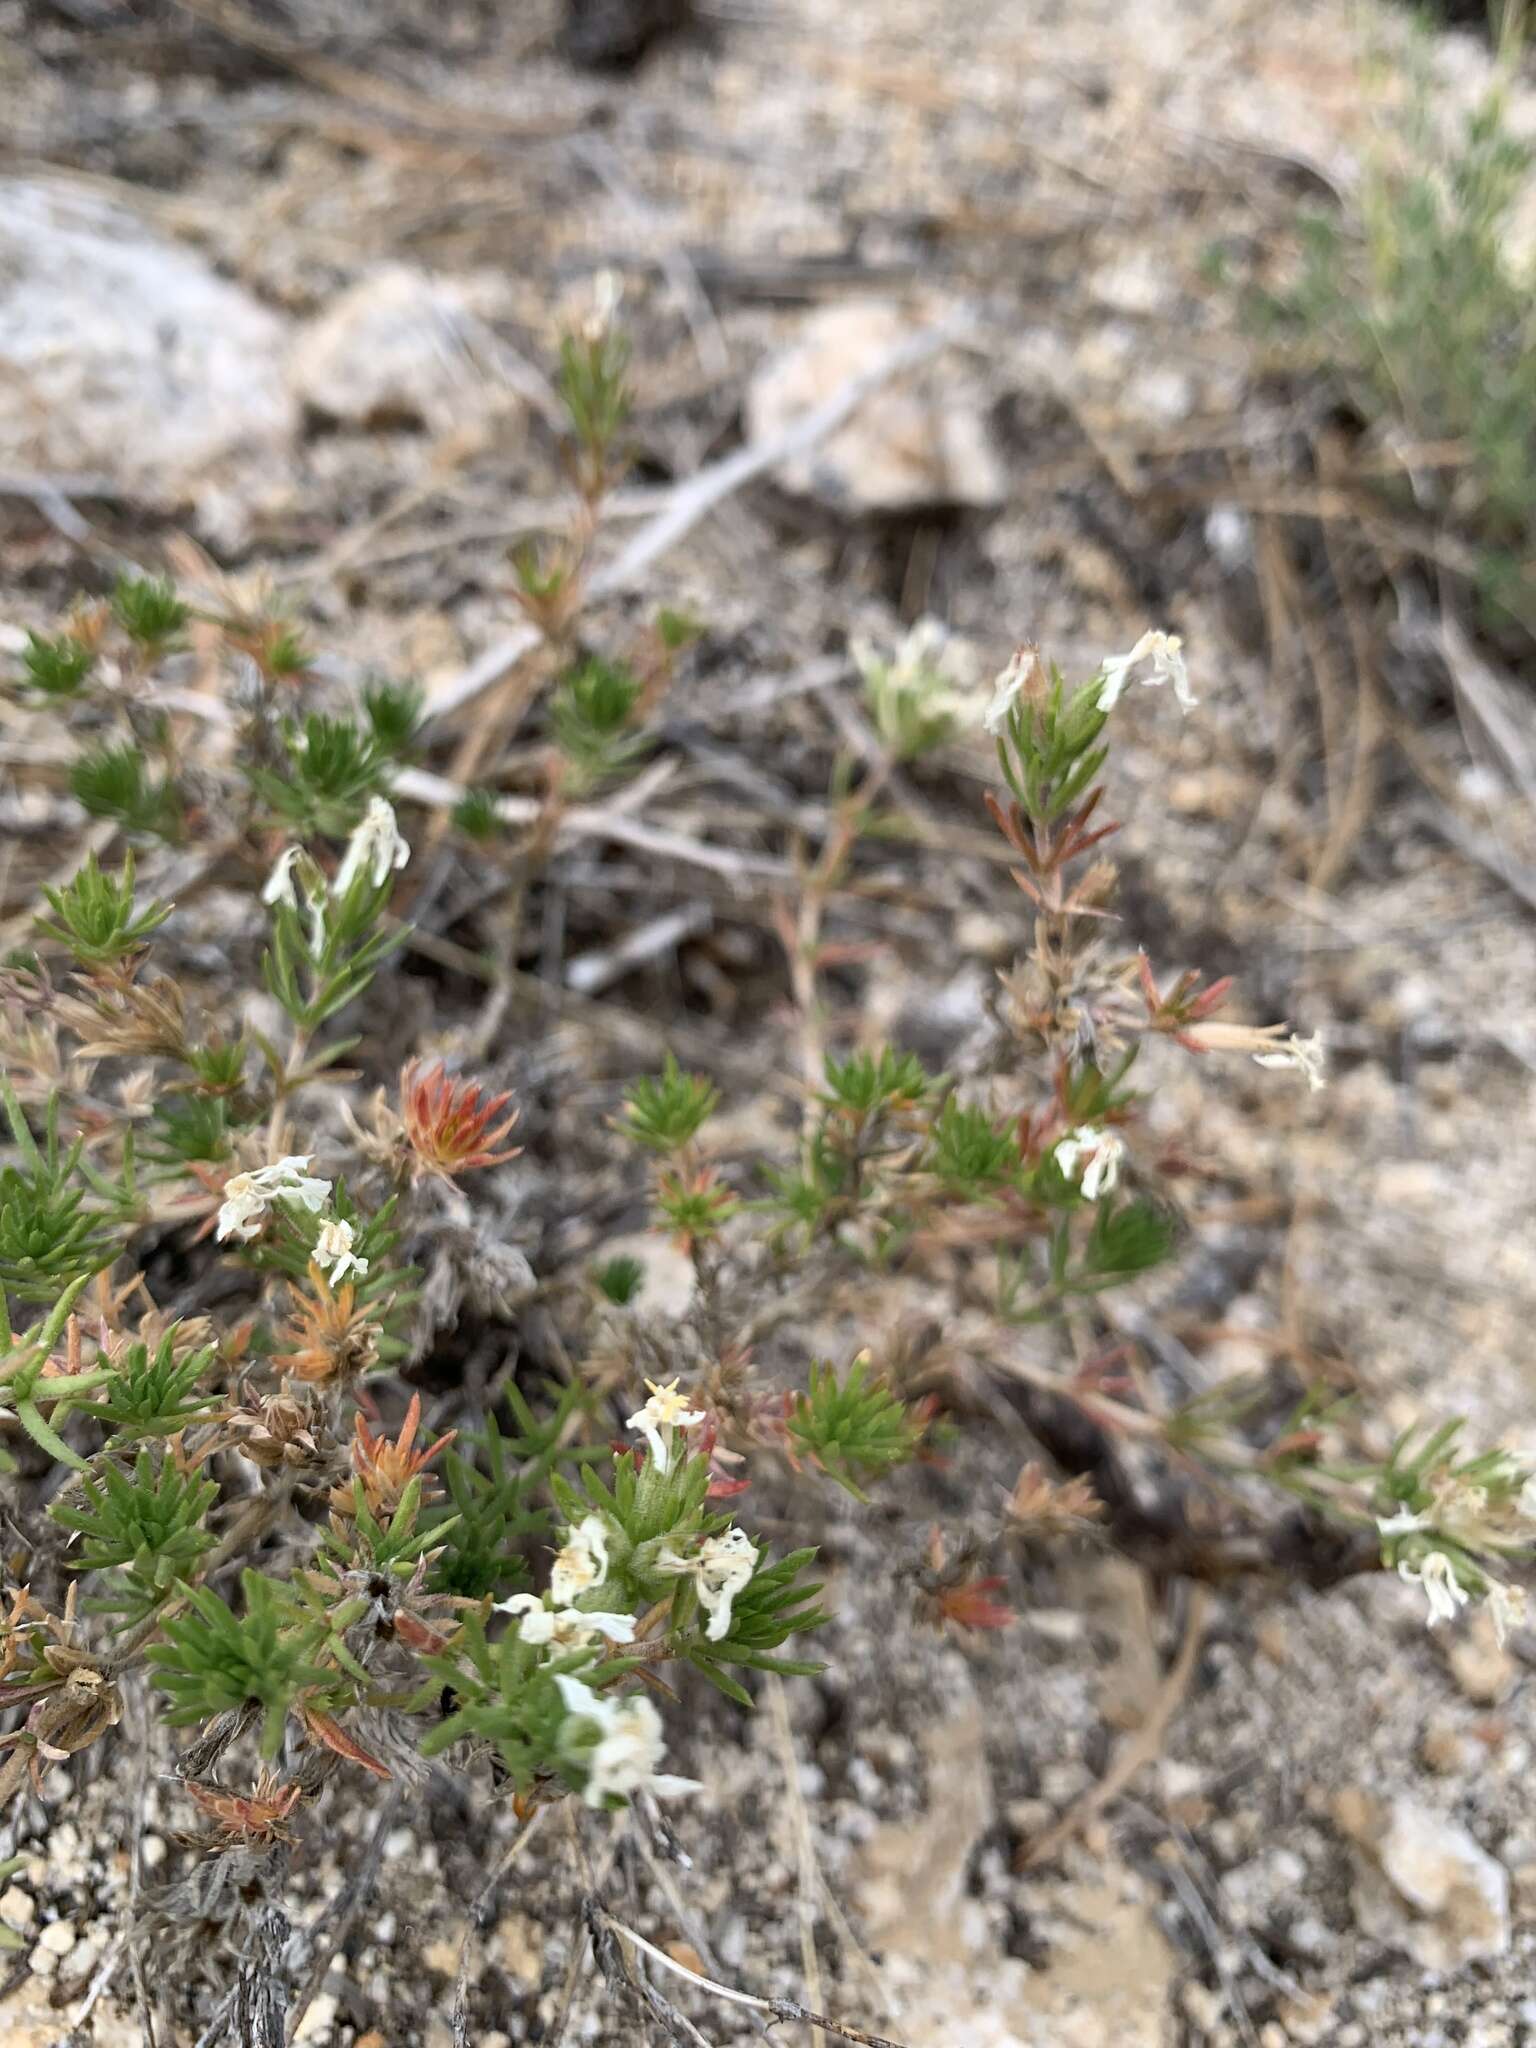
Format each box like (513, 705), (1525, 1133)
(4, 2), (1536, 2044)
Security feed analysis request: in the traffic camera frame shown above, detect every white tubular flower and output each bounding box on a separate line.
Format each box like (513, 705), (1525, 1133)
(216, 1156), (332, 1242)
(262, 846), (305, 910)
(261, 1156), (333, 1214)
(1398, 1549), (1470, 1629)
(1052, 1125), (1125, 1201)
(554, 1676), (699, 1808)
(334, 795), (410, 896)
(694, 1528), (758, 1642)
(550, 1513), (612, 1605)
(1486, 1581), (1527, 1649)
(313, 1217), (368, 1286)
(215, 1172), (268, 1244)
(496, 1592), (636, 1650)
(1097, 629), (1195, 714)
(626, 1377), (706, 1474)
(1376, 1508), (1430, 1540)
(655, 1527), (759, 1642)
(984, 646), (1042, 735)
(1251, 1033), (1326, 1093)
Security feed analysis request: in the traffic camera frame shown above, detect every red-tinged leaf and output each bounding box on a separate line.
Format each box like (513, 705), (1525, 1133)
(1188, 975), (1234, 1020)
(939, 1577), (1015, 1631)
(706, 1473), (752, 1499)
(297, 1704), (392, 1778)
(393, 1612), (453, 1655)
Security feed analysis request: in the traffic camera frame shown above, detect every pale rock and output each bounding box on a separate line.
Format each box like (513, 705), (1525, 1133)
(596, 1229), (696, 1318)
(289, 265), (520, 435)
(423, 1934), (462, 1974)
(746, 302), (1005, 515)
(494, 1912), (542, 1986)
(1445, 1606), (1516, 1706)
(1128, 365), (1195, 425)
(38, 1918), (75, 1955)
(1420, 1714), (1476, 1776)
(293, 1990), (338, 2042)
(954, 911), (1015, 964)
(0, 181), (296, 500)
(1347, 1796), (1510, 1972)
(0, 1884), (37, 1927)
(1090, 249), (1172, 316)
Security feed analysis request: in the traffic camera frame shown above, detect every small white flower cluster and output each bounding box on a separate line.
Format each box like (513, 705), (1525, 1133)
(852, 617), (980, 751)
(264, 796), (411, 923)
(216, 1158), (369, 1283)
(1251, 1032), (1326, 1093)
(1379, 1507), (1530, 1647)
(626, 1377), (705, 1474)
(984, 629), (1193, 740)
(216, 1156), (330, 1243)
(313, 1217), (368, 1286)
(1096, 629), (1195, 714)
(553, 1675), (699, 1808)
(496, 1512), (636, 1652)
(656, 1527), (758, 1642)
(1052, 1125), (1124, 1201)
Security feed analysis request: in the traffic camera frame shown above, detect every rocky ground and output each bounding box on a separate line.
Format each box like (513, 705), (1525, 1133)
(5, 1), (1536, 2044)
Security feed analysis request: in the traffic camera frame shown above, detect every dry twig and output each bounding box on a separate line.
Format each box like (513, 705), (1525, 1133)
(590, 1904), (912, 2048)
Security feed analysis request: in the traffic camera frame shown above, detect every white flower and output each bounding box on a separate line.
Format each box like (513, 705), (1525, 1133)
(313, 1217), (368, 1286)
(656, 1526), (759, 1642)
(984, 646), (1044, 735)
(263, 1156), (332, 1213)
(1251, 1033), (1326, 1093)
(496, 1592), (636, 1650)
(215, 1172), (267, 1244)
(626, 1377), (706, 1474)
(1398, 1548), (1470, 1629)
(216, 1155), (332, 1242)
(1520, 1476), (1536, 1523)
(554, 1675), (699, 1807)
(1096, 629), (1195, 714)
(693, 1528), (758, 1641)
(334, 795), (410, 896)
(1376, 1508), (1429, 1540)
(550, 1513), (612, 1605)
(1486, 1581), (1528, 1649)
(262, 846), (305, 910)
(1052, 1125), (1125, 1201)
(583, 268), (623, 341)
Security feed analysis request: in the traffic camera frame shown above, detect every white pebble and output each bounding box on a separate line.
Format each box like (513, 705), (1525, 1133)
(39, 1918), (76, 1955)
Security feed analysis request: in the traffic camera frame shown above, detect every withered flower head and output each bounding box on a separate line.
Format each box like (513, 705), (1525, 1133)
(330, 1392), (454, 1519)
(0, 1639), (122, 1801)
(274, 1266), (382, 1387)
(184, 1768), (303, 1849)
(1006, 1460), (1106, 1537)
(229, 1390), (325, 1471)
(399, 1059), (520, 1183)
(55, 973), (188, 1062)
